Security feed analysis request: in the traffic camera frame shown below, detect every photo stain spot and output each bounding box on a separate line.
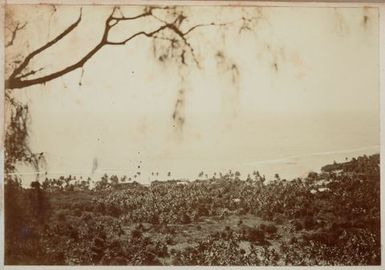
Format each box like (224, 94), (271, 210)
(172, 88), (186, 132)
(363, 15), (368, 25)
(273, 62), (278, 72)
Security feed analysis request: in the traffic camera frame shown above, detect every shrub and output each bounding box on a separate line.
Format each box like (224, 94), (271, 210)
(181, 213), (191, 224)
(303, 216), (316, 230)
(292, 220), (303, 231)
(244, 227), (265, 243)
(131, 229), (142, 239)
(266, 224), (278, 234)
(259, 223), (267, 232)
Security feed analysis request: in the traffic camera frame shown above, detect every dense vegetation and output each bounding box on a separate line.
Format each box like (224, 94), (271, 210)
(4, 154), (381, 265)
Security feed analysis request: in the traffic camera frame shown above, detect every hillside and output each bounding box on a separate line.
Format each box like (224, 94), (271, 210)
(4, 154), (381, 265)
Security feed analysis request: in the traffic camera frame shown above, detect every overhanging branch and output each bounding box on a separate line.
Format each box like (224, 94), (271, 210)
(8, 9), (83, 83)
(6, 6), (255, 90)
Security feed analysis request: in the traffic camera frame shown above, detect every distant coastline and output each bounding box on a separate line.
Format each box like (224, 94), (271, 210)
(12, 145), (380, 188)
(246, 145), (380, 166)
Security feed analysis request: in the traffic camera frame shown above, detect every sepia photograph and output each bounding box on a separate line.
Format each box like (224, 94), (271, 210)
(2, 0), (384, 267)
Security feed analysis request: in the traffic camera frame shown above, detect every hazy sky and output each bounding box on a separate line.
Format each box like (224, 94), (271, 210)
(6, 5), (380, 183)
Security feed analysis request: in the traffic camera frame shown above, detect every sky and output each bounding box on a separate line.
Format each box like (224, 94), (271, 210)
(5, 5), (380, 184)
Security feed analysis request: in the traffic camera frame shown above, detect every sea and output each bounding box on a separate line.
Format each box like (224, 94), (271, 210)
(11, 111), (380, 187)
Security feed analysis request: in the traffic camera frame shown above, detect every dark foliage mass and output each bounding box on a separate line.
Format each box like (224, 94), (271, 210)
(4, 154), (381, 265)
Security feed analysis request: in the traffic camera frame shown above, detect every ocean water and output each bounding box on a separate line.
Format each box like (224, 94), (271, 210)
(13, 110), (379, 187)
(113, 111), (380, 183)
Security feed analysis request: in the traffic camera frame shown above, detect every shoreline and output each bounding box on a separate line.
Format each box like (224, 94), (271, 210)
(13, 145), (380, 188)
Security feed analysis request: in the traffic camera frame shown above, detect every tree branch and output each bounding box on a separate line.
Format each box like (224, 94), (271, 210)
(106, 25), (169, 45)
(18, 67), (45, 79)
(6, 7), (155, 89)
(7, 43), (103, 89)
(6, 22), (26, 48)
(6, 6), (253, 90)
(9, 9), (83, 83)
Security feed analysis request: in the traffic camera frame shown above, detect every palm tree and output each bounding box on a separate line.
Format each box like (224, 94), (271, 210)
(274, 173), (280, 181)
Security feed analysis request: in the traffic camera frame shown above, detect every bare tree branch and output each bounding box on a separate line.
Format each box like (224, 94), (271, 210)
(6, 22), (27, 48)
(183, 22), (216, 36)
(6, 7), (154, 89)
(6, 6), (255, 90)
(7, 42), (103, 89)
(105, 25), (168, 45)
(18, 68), (45, 79)
(13, 9), (82, 77)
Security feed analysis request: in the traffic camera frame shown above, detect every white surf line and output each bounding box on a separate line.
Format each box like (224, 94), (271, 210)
(246, 145), (380, 166)
(6, 145), (380, 176)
